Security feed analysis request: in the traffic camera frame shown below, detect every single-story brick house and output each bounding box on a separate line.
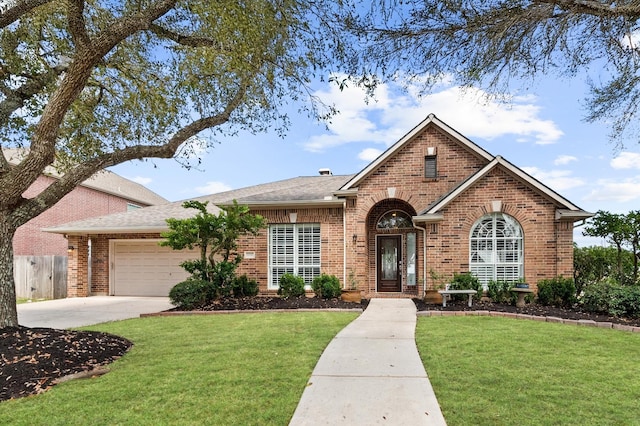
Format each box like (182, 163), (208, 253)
(47, 114), (591, 299)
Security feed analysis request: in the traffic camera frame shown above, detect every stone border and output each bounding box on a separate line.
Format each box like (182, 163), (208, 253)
(141, 308), (364, 318)
(417, 310), (640, 332)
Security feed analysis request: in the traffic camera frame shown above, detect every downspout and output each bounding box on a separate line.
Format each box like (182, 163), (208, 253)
(343, 199), (347, 289)
(414, 222), (428, 299)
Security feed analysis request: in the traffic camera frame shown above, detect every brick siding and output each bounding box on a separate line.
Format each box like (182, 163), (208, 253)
(14, 175), (144, 256)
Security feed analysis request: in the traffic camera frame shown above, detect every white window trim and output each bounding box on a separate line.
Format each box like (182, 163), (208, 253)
(268, 223), (321, 290)
(469, 213), (523, 288)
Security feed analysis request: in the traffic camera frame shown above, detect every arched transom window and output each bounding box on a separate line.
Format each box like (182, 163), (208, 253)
(470, 213), (523, 287)
(377, 210), (413, 229)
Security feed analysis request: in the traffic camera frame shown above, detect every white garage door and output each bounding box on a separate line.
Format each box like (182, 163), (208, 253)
(111, 240), (197, 296)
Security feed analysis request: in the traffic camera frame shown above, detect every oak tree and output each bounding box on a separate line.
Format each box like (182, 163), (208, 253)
(346, 0), (640, 143)
(0, 0), (348, 327)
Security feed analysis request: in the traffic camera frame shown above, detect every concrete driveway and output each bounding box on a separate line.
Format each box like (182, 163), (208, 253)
(17, 296), (173, 329)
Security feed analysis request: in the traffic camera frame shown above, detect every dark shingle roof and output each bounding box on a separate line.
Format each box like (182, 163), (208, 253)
(45, 174), (354, 234)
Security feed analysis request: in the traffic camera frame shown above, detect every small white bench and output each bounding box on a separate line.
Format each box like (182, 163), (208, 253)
(437, 289), (477, 307)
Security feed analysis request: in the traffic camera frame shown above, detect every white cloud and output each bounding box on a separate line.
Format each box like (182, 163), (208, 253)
(584, 177), (640, 203)
(128, 176), (152, 185)
(521, 167), (585, 192)
(303, 79), (564, 153)
(358, 148), (383, 162)
(611, 152), (640, 169)
(194, 181), (232, 195)
(554, 155), (578, 166)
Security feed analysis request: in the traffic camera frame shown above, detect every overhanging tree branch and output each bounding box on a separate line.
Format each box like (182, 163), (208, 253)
(0, 0), (53, 28)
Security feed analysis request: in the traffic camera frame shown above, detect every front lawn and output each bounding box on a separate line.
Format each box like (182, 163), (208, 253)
(0, 312), (357, 425)
(416, 316), (640, 425)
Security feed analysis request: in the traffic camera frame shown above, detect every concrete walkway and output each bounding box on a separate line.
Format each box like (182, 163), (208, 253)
(17, 296), (173, 329)
(289, 298), (447, 425)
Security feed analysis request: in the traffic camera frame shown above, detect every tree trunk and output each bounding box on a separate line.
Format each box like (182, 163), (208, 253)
(0, 215), (18, 328)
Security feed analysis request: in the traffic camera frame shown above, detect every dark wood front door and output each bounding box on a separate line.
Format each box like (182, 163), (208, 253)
(377, 235), (402, 292)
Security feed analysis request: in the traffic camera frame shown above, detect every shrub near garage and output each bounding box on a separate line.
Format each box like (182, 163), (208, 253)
(311, 274), (342, 299)
(169, 279), (216, 310)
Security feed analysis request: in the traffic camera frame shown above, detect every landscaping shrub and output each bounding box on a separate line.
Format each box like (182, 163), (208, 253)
(448, 272), (482, 301)
(169, 279), (216, 310)
(487, 280), (517, 304)
(581, 280), (640, 318)
(537, 277), (576, 308)
(311, 274), (342, 299)
(277, 273), (305, 298)
(211, 261), (238, 298)
(232, 275), (259, 297)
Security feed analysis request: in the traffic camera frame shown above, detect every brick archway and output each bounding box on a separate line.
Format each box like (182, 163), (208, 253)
(365, 199), (419, 295)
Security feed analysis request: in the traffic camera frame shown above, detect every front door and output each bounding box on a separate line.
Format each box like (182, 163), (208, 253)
(377, 235), (402, 292)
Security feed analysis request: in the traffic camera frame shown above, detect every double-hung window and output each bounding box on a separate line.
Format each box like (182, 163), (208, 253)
(269, 224), (321, 289)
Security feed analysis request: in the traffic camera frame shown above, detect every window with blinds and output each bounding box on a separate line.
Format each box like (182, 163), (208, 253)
(469, 213), (523, 288)
(269, 224), (321, 289)
(425, 155), (437, 179)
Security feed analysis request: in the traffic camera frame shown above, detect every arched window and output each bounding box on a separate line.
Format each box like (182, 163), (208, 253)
(377, 210), (413, 229)
(469, 213), (523, 287)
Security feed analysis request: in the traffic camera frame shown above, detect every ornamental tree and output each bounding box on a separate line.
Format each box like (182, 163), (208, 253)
(160, 200), (266, 288)
(0, 0), (350, 327)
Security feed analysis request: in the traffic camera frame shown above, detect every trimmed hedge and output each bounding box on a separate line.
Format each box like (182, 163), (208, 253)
(537, 277), (576, 308)
(169, 279), (216, 310)
(311, 274), (342, 299)
(277, 273), (305, 298)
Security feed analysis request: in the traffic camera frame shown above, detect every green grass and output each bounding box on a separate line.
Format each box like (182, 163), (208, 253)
(416, 316), (640, 425)
(0, 312), (357, 425)
(16, 298), (48, 304)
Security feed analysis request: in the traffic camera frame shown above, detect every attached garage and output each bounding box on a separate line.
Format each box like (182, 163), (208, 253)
(110, 240), (196, 296)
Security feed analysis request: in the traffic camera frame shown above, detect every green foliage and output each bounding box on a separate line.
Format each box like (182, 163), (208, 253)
(0, 0), (353, 326)
(448, 272), (482, 301)
(210, 260), (240, 298)
(537, 277), (577, 308)
(582, 210), (640, 284)
(161, 200), (266, 288)
(277, 273), (306, 298)
(346, 2), (640, 143)
(574, 245), (635, 291)
(169, 280), (216, 310)
(487, 281), (517, 305)
(580, 280), (640, 318)
(232, 275), (259, 298)
(311, 274), (342, 299)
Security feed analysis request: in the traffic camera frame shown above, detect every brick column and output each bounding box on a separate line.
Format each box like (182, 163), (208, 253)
(67, 235), (89, 297)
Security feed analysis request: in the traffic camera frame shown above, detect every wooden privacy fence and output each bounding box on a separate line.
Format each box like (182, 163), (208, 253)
(14, 255), (67, 299)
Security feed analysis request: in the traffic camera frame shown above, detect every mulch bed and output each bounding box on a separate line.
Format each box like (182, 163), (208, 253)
(1, 327), (132, 402)
(2, 296), (638, 403)
(413, 299), (640, 327)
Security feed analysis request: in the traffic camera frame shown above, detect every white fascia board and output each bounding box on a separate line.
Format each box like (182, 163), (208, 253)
(340, 114), (494, 191)
(555, 209), (594, 221)
(425, 156), (588, 214)
(43, 226), (170, 235)
(413, 214), (444, 223)
(495, 156), (584, 211)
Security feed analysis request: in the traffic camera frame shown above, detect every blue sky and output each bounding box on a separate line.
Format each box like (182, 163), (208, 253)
(110, 74), (637, 247)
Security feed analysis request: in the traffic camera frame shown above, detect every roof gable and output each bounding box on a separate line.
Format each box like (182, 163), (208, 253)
(4, 149), (167, 206)
(339, 113), (494, 191)
(417, 156), (589, 217)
